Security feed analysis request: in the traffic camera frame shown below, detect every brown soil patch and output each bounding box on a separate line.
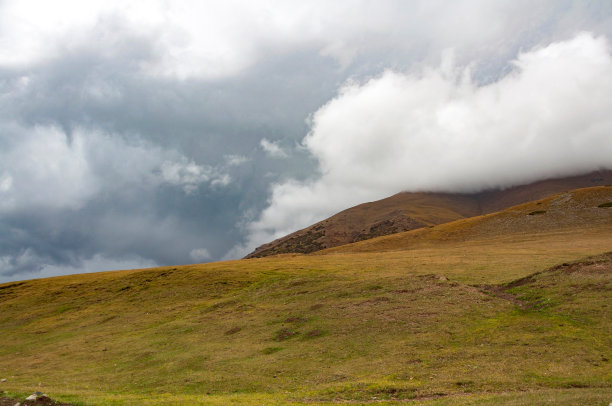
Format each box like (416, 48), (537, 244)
(273, 328), (299, 341)
(284, 316), (308, 324)
(224, 326), (242, 335)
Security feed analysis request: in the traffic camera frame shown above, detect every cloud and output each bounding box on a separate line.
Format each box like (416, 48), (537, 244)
(225, 155), (249, 166)
(159, 159), (230, 194)
(1, 1), (612, 280)
(260, 138), (288, 158)
(189, 248), (211, 262)
(3, 1), (610, 80)
(0, 124), (98, 212)
(0, 123), (230, 213)
(0, 123), (235, 279)
(0, 252), (157, 283)
(231, 33), (612, 257)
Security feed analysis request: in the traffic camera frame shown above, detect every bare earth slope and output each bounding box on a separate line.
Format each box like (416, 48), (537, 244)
(246, 170), (612, 258)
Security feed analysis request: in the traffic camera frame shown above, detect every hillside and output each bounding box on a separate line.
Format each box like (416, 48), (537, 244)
(324, 185), (612, 254)
(0, 186), (611, 405)
(246, 169), (612, 258)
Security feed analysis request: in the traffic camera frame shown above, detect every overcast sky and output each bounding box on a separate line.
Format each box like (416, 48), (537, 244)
(1, 1), (612, 282)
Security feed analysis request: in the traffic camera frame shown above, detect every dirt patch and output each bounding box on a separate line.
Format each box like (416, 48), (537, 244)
(284, 316), (308, 324)
(477, 284), (531, 310)
(224, 326), (241, 335)
(273, 328), (299, 341)
(527, 210), (546, 215)
(303, 329), (325, 339)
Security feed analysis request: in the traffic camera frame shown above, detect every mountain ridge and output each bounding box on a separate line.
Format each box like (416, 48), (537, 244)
(322, 185), (612, 254)
(246, 169), (612, 258)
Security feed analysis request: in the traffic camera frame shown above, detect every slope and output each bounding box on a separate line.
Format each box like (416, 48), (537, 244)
(246, 169), (612, 258)
(0, 187), (611, 405)
(324, 185), (612, 254)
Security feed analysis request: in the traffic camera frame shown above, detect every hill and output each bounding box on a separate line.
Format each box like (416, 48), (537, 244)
(246, 169), (612, 258)
(324, 185), (612, 254)
(0, 186), (611, 405)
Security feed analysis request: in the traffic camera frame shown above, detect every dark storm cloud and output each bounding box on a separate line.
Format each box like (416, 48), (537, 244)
(0, 15), (340, 282)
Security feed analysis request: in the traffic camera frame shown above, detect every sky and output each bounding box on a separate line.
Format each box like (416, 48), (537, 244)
(1, 1), (612, 282)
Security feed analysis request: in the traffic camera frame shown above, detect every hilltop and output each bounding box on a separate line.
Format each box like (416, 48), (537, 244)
(0, 185), (611, 405)
(246, 170), (612, 258)
(324, 185), (612, 254)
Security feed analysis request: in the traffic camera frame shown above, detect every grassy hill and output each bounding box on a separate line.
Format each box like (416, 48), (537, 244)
(246, 170), (612, 257)
(0, 187), (611, 405)
(324, 186), (612, 254)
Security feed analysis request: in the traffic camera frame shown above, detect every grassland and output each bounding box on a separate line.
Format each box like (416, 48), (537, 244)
(0, 187), (611, 405)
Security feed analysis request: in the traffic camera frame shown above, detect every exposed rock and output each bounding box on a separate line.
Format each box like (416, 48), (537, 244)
(25, 392), (49, 402)
(0, 395), (76, 406)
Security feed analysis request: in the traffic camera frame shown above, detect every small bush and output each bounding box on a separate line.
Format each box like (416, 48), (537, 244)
(597, 202), (612, 208)
(528, 210), (546, 215)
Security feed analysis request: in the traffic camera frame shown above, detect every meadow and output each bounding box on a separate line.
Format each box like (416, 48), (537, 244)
(1, 187), (611, 405)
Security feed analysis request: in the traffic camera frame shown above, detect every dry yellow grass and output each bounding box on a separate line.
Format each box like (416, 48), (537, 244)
(0, 186), (611, 405)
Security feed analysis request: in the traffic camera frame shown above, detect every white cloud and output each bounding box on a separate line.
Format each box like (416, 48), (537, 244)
(230, 33), (612, 257)
(0, 125), (98, 212)
(211, 174), (232, 188)
(0, 124), (230, 213)
(0, 252), (158, 283)
(260, 138), (288, 158)
(189, 248), (211, 262)
(0, 173), (12, 193)
(224, 154), (249, 166)
(2, 1), (609, 79)
(159, 158), (230, 194)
